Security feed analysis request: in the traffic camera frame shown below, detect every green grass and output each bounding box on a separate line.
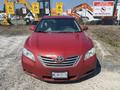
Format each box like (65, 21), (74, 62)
(92, 28), (120, 48)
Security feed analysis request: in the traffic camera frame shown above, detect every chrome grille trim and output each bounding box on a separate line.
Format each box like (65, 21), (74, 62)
(38, 56), (80, 67)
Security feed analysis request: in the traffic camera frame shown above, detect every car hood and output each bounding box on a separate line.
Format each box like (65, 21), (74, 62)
(25, 32), (92, 57)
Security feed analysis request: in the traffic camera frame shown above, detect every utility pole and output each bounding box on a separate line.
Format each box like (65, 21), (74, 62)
(114, 0), (118, 25)
(117, 9), (120, 25)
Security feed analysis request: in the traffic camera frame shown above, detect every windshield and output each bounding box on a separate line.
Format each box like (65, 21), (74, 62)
(35, 18), (81, 33)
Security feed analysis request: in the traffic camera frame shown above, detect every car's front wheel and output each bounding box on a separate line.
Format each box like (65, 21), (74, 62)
(25, 19), (31, 25)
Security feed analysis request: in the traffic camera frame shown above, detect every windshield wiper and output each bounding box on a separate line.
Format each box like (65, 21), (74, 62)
(35, 30), (48, 33)
(58, 31), (80, 33)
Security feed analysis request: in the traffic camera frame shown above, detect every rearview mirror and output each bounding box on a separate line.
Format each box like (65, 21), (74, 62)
(29, 25), (36, 31)
(82, 25), (88, 31)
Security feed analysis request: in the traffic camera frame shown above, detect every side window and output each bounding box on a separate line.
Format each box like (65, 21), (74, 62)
(36, 20), (46, 31)
(28, 14), (31, 16)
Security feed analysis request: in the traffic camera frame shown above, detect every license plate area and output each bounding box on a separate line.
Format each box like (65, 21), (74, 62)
(52, 72), (68, 79)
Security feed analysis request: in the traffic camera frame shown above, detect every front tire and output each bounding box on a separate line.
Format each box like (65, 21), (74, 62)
(25, 19), (31, 25)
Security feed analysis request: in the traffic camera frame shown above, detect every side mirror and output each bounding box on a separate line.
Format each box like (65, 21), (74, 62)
(29, 25), (36, 31)
(82, 25), (88, 31)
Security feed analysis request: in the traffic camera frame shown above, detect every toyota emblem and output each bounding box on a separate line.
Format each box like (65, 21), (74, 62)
(55, 56), (64, 63)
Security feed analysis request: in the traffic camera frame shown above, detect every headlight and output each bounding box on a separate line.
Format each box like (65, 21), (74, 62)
(84, 47), (95, 60)
(22, 48), (35, 61)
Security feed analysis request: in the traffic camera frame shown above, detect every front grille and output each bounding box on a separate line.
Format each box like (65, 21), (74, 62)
(38, 56), (80, 67)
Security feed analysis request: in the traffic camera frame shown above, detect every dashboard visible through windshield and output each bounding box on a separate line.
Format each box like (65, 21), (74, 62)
(35, 18), (81, 33)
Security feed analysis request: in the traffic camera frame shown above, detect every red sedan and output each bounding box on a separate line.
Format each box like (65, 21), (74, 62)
(22, 16), (97, 82)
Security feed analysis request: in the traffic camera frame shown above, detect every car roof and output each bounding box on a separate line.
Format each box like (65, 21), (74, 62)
(42, 16), (75, 19)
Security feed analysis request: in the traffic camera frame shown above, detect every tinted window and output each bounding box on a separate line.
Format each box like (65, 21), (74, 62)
(35, 18), (81, 33)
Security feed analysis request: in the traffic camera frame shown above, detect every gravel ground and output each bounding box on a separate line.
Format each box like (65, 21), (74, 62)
(0, 25), (120, 90)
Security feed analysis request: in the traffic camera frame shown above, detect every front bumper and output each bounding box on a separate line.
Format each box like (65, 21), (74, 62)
(21, 54), (97, 82)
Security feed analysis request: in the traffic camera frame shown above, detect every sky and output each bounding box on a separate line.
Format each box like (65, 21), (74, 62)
(28, 0), (96, 9)
(50, 0), (96, 9)
(0, 0), (97, 10)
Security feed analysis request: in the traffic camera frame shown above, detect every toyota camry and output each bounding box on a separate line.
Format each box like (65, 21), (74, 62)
(22, 16), (97, 82)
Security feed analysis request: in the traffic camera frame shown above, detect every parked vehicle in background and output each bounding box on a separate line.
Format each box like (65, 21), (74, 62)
(76, 8), (100, 22)
(0, 13), (5, 21)
(10, 15), (20, 20)
(24, 12), (34, 25)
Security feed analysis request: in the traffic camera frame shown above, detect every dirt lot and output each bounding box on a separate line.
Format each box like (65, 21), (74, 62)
(0, 25), (120, 90)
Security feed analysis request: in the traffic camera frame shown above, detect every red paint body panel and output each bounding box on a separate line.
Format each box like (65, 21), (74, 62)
(21, 16), (97, 82)
(22, 54), (96, 82)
